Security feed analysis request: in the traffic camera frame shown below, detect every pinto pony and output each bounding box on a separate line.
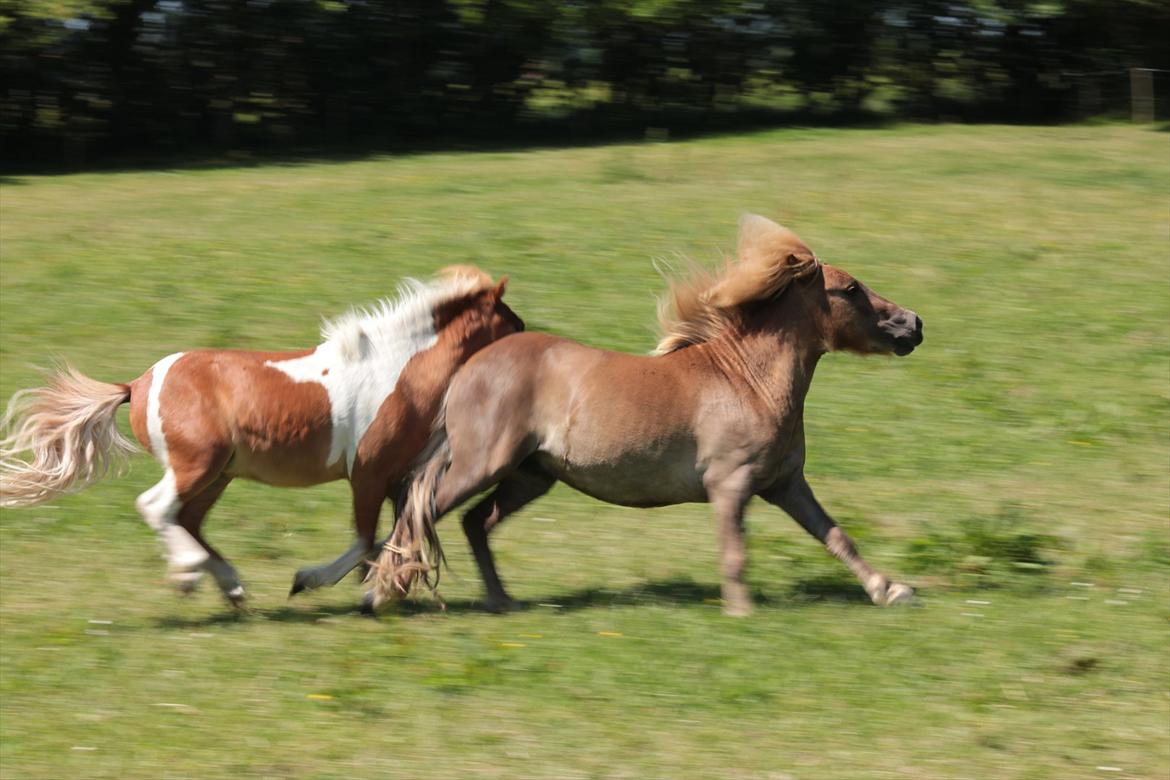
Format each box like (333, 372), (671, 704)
(369, 216), (923, 615)
(0, 266), (523, 606)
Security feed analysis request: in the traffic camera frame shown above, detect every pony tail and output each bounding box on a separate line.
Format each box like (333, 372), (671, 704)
(367, 412), (453, 608)
(0, 366), (137, 508)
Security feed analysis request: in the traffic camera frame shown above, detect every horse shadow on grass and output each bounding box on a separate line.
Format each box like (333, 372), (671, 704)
(152, 575), (877, 628)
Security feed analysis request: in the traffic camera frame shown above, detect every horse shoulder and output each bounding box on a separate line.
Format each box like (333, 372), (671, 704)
(351, 346), (456, 472)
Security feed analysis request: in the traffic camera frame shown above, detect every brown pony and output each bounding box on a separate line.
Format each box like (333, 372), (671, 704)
(369, 216), (923, 615)
(0, 266), (523, 606)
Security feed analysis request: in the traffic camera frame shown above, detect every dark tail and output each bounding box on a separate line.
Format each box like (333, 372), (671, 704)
(367, 405), (453, 607)
(0, 366), (136, 508)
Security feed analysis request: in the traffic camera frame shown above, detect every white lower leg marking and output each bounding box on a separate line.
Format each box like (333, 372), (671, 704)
(135, 480), (165, 531)
(137, 469), (209, 571)
(140, 470), (180, 531)
(298, 537), (372, 590)
(170, 570), (203, 593)
(162, 523), (209, 571)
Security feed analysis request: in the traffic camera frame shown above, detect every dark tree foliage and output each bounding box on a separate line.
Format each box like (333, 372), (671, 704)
(0, 0), (1166, 166)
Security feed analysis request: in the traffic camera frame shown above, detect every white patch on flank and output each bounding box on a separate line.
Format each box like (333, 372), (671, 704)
(146, 352), (185, 465)
(267, 275), (486, 475)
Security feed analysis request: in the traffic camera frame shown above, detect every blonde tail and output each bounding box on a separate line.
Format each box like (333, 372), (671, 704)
(367, 420), (453, 608)
(0, 366), (137, 508)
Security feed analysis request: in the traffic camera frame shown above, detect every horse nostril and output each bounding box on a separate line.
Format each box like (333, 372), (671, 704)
(915, 315), (923, 332)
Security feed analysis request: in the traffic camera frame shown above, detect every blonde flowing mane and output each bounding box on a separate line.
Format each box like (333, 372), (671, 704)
(654, 215), (821, 355)
(321, 265), (495, 362)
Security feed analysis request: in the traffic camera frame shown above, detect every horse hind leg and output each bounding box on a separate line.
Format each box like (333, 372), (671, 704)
(137, 469), (209, 593)
(173, 474), (246, 607)
(137, 450), (241, 605)
(366, 428), (535, 610)
(461, 463), (555, 612)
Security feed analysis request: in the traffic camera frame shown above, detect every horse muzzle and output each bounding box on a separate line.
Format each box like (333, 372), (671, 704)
(882, 312), (923, 356)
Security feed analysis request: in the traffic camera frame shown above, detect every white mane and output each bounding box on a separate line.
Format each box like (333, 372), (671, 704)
(320, 272), (489, 362)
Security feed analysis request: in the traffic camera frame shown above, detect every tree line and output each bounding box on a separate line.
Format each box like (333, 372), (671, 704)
(2, 0), (1167, 166)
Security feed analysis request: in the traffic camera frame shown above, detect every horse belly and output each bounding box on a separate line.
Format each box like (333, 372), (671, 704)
(226, 443), (343, 487)
(537, 448), (707, 507)
(543, 382), (707, 505)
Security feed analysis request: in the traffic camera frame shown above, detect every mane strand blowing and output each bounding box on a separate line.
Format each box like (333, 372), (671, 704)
(655, 214), (821, 355)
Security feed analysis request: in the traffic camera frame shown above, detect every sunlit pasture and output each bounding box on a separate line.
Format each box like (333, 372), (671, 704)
(1, 123), (1167, 779)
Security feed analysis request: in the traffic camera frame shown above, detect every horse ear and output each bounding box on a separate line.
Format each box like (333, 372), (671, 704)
(493, 276), (508, 299)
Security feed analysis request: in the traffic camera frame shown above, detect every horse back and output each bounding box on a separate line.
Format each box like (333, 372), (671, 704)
(129, 348), (340, 487)
(445, 332), (720, 504)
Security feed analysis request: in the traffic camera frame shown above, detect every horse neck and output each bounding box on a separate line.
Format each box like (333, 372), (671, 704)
(697, 303), (825, 418)
(434, 307), (491, 366)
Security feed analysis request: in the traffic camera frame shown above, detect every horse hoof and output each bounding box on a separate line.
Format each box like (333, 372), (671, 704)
(225, 587), (248, 610)
(289, 573), (309, 598)
(483, 597), (516, 614)
(168, 570), (203, 595)
(884, 583), (915, 606)
(722, 601), (753, 618)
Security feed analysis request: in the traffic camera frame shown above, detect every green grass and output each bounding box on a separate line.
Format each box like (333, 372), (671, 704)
(2, 124), (1168, 779)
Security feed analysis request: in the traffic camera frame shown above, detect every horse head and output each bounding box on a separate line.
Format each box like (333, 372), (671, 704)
(433, 266), (525, 355)
(728, 215), (923, 357)
(813, 262), (923, 356)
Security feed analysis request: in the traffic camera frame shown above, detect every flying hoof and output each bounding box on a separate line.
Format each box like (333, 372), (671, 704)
(865, 575), (908, 606)
(482, 597), (517, 614)
(884, 582), (915, 606)
(721, 599), (753, 618)
(168, 569), (203, 595)
(289, 570), (313, 598)
(225, 586), (248, 610)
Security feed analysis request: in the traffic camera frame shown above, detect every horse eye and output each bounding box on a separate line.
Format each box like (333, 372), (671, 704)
(844, 283), (860, 295)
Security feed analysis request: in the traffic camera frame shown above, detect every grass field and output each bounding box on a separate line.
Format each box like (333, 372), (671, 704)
(1, 124), (1168, 779)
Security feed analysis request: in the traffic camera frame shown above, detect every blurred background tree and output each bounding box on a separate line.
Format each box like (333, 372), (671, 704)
(1, 0), (1167, 166)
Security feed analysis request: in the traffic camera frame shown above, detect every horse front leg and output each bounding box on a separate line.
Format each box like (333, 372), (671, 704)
(706, 466), (755, 617)
(760, 474), (913, 606)
(289, 479), (383, 596)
